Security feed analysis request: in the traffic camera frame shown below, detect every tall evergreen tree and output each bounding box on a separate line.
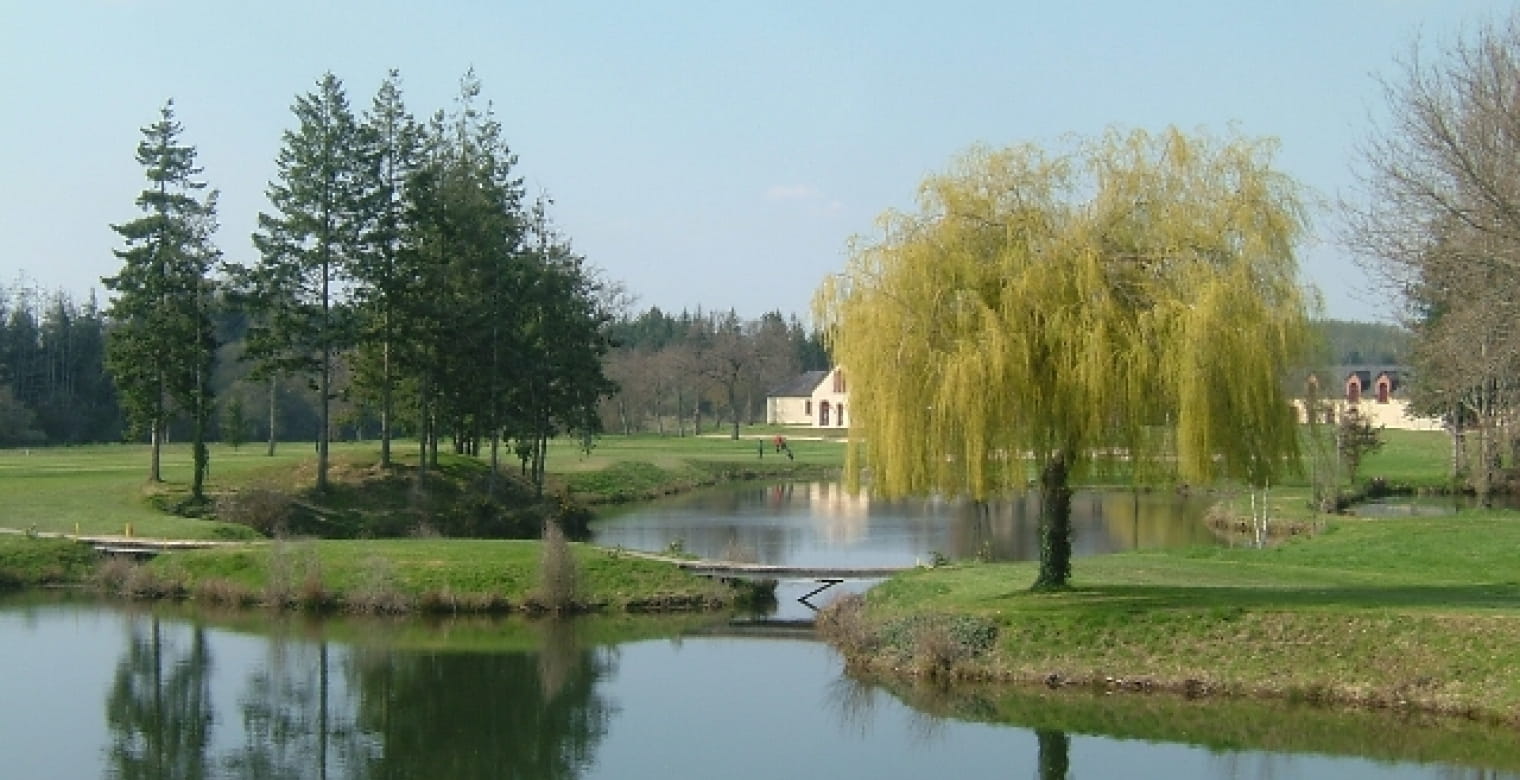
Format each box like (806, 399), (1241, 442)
(250, 73), (370, 492)
(353, 69), (421, 468)
(103, 101), (220, 497)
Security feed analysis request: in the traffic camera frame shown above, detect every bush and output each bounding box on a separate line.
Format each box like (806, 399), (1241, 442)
(215, 487), (292, 536)
(535, 520), (580, 612)
(816, 593), (879, 657)
(345, 556), (412, 614)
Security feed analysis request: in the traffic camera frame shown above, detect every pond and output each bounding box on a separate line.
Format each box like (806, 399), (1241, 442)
(3, 597), (1517, 779)
(591, 482), (1219, 615)
(591, 481), (1219, 568)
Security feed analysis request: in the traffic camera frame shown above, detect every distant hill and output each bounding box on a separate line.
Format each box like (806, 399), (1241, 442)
(1312, 319), (1411, 366)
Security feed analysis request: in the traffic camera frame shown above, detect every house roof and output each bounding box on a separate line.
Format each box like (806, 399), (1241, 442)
(768, 370), (829, 398)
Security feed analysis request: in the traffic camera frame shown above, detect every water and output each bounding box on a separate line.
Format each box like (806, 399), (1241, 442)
(591, 481), (1218, 567)
(3, 597), (1517, 779)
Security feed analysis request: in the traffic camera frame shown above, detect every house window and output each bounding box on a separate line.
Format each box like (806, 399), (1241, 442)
(1346, 380), (1361, 405)
(1376, 378), (1391, 404)
(804, 399), (812, 415)
(833, 370), (846, 393)
(838, 404), (845, 427)
(820, 401), (831, 427)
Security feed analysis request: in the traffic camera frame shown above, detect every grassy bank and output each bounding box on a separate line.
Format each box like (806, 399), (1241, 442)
(821, 512), (1520, 724)
(1, 534), (766, 614)
(877, 678), (1520, 771)
(0, 432), (842, 539)
(550, 433), (842, 503)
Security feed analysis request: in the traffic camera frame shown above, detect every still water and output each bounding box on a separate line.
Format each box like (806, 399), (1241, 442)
(591, 481), (1219, 567)
(4, 597), (1517, 779)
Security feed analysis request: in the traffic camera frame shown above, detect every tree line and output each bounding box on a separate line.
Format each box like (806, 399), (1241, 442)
(2, 69), (836, 489)
(598, 305), (829, 439)
(96, 69), (615, 500)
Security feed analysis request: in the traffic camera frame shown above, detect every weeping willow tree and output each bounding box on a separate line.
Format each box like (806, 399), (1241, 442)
(815, 128), (1315, 589)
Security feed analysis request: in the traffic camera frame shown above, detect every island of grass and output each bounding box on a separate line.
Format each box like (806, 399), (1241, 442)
(820, 511), (1520, 725)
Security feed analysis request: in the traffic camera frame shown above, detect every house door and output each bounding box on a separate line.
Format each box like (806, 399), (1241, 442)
(819, 401), (831, 427)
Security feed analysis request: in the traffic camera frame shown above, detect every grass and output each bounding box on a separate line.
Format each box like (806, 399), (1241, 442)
(0, 535), (99, 587)
(0, 430), (845, 538)
(826, 511), (1520, 723)
(63, 537), (761, 613)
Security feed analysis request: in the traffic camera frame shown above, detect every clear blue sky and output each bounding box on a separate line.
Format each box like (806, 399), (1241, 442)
(1, 1), (1512, 323)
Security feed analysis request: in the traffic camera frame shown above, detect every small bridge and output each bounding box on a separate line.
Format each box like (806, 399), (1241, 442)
(608, 549), (917, 608)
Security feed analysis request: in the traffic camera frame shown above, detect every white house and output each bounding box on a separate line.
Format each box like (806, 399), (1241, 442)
(1294, 367), (1443, 431)
(766, 367), (850, 428)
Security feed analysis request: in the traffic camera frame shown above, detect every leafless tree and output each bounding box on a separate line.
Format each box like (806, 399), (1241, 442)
(1345, 13), (1520, 494)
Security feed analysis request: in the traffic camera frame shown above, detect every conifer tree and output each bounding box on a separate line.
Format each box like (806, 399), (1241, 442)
(251, 73), (370, 491)
(354, 69), (421, 467)
(104, 101), (220, 498)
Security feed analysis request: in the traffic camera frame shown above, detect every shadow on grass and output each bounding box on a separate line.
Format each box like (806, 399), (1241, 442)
(1049, 582), (1520, 613)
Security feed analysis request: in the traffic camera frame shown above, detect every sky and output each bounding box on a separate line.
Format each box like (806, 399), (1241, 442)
(1, 1), (1514, 324)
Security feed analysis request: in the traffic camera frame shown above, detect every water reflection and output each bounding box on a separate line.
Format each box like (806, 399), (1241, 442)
(6, 598), (1520, 779)
(106, 616), (214, 779)
(593, 481), (1216, 567)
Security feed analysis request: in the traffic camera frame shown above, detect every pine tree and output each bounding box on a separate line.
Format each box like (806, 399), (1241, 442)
(250, 73), (369, 492)
(353, 69), (421, 468)
(103, 101), (220, 498)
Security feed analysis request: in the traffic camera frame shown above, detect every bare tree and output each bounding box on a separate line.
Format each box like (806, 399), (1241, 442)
(1345, 14), (1520, 495)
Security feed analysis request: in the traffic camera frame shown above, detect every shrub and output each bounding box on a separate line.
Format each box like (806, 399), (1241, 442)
(816, 593), (879, 657)
(536, 520), (580, 612)
(91, 556), (137, 594)
(346, 556), (412, 614)
(193, 578), (256, 607)
(876, 613), (1000, 677)
(215, 487), (292, 536)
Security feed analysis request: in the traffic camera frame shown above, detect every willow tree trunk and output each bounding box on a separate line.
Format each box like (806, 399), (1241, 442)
(1033, 451), (1073, 590)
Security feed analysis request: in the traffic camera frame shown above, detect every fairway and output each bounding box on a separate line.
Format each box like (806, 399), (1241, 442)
(0, 432), (846, 539)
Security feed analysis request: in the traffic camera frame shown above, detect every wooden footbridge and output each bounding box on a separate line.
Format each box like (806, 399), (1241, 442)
(610, 549), (918, 607)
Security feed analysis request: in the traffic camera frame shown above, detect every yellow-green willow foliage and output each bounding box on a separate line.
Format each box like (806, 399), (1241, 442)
(816, 129), (1314, 586)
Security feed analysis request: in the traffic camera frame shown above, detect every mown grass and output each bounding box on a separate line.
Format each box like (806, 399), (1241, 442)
(0, 432), (845, 539)
(0, 536), (99, 587)
(77, 537), (758, 613)
(830, 512), (1520, 723)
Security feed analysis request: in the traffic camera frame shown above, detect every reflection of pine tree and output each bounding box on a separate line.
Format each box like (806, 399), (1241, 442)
(106, 617), (214, 779)
(227, 638), (373, 780)
(1036, 729), (1070, 780)
(352, 632), (616, 778)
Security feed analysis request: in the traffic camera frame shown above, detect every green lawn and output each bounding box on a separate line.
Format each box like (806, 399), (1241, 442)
(843, 512), (1520, 722)
(0, 432), (847, 538)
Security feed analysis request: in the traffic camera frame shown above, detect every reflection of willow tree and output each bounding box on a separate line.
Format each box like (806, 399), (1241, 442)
(227, 638), (373, 780)
(106, 616), (214, 780)
(1036, 729), (1070, 780)
(351, 622), (616, 779)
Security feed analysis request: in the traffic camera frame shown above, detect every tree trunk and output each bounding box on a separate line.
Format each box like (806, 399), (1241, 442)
(317, 349), (330, 492)
(380, 335), (392, 468)
(316, 256), (331, 493)
(150, 419), (164, 483)
(191, 364), (208, 502)
(1033, 450), (1073, 590)
(488, 429), (500, 496)
(267, 374), (278, 457)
